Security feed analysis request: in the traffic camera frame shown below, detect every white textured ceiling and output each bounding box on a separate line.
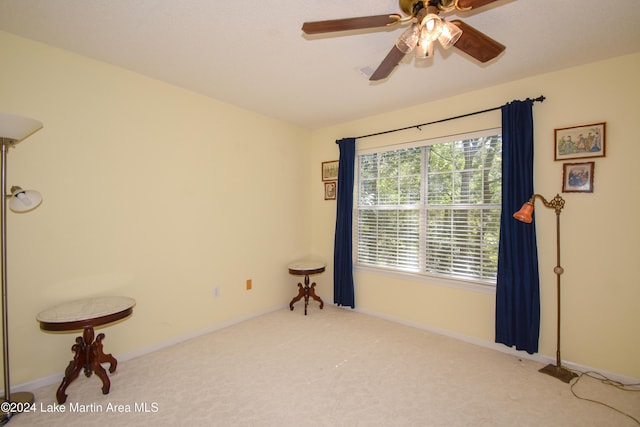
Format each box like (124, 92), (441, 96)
(1, 0), (640, 129)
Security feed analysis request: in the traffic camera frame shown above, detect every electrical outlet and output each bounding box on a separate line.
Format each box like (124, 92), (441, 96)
(246, 279), (252, 290)
(214, 287), (220, 297)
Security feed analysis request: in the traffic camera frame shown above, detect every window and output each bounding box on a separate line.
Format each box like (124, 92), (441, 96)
(355, 129), (502, 286)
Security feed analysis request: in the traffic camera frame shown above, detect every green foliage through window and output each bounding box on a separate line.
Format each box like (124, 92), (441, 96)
(355, 130), (502, 284)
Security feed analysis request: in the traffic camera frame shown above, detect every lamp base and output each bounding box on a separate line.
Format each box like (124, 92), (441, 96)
(0, 391), (35, 424)
(539, 363), (578, 383)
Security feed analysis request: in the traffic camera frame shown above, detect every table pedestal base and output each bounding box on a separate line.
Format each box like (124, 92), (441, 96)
(56, 326), (117, 404)
(289, 274), (324, 315)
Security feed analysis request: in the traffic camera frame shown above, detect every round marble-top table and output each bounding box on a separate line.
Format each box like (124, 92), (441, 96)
(36, 296), (136, 404)
(288, 257), (326, 315)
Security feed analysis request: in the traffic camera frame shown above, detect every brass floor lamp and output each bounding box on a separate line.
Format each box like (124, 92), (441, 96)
(513, 193), (578, 383)
(0, 113), (44, 423)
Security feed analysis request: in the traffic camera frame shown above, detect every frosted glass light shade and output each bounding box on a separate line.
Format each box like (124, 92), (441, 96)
(415, 38), (434, 58)
(420, 14), (443, 42)
(438, 21), (463, 49)
(0, 113), (43, 143)
(9, 187), (42, 213)
(395, 24), (420, 53)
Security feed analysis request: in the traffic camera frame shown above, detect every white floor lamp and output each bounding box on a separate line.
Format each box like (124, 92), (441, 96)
(0, 113), (44, 424)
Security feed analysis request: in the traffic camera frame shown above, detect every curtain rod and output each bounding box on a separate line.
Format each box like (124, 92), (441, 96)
(337, 95), (545, 143)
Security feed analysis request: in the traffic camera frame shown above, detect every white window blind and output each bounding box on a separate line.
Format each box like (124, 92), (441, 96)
(355, 129), (502, 285)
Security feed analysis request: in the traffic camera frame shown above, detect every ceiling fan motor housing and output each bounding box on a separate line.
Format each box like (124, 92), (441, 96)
(400, 0), (455, 16)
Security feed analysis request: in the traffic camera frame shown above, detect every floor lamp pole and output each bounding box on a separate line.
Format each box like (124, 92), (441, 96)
(537, 202), (577, 383)
(514, 193), (577, 383)
(1, 140), (10, 407)
(0, 112), (43, 424)
(1, 141), (34, 424)
(0, 138), (11, 412)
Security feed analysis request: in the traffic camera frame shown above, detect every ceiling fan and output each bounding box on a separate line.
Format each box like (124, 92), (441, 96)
(302, 0), (506, 81)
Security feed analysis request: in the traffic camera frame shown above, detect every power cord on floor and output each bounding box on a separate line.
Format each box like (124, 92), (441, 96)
(569, 370), (640, 425)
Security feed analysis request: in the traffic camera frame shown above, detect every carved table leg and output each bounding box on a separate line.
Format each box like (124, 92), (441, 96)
(56, 337), (85, 404)
(308, 282), (324, 310)
(95, 333), (118, 373)
(55, 327), (118, 404)
(289, 283), (305, 311)
(90, 333), (114, 395)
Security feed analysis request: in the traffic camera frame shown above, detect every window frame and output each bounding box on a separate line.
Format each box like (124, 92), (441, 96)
(353, 128), (502, 294)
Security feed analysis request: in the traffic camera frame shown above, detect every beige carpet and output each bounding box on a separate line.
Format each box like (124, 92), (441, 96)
(6, 304), (639, 426)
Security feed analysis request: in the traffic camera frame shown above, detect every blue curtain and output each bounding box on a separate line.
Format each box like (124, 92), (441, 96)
(333, 138), (356, 308)
(495, 99), (540, 354)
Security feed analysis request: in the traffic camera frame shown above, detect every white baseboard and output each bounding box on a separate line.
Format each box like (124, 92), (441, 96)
(353, 306), (640, 385)
(9, 303), (638, 395)
(8, 304), (287, 395)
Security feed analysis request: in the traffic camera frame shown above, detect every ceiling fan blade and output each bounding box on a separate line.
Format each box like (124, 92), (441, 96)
(302, 14), (401, 34)
(455, 0), (500, 10)
(369, 45), (407, 81)
(450, 20), (505, 63)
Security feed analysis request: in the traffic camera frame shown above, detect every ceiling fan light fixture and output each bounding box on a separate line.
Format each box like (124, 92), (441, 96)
(419, 13), (443, 41)
(438, 20), (463, 49)
(395, 24), (421, 53)
(415, 38), (435, 58)
(302, 0), (507, 82)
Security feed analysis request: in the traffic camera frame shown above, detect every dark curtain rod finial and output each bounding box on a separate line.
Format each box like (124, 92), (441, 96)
(336, 95), (546, 143)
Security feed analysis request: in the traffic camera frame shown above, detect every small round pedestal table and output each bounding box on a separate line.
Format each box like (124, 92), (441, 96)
(36, 296), (136, 404)
(288, 257), (326, 315)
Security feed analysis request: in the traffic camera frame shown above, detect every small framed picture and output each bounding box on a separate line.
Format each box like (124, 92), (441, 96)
(554, 122), (606, 160)
(562, 162), (594, 193)
(322, 160), (339, 181)
(324, 181), (337, 200)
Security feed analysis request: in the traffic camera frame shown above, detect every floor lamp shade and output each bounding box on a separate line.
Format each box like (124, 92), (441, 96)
(1, 112), (43, 423)
(0, 113), (43, 143)
(8, 188), (42, 213)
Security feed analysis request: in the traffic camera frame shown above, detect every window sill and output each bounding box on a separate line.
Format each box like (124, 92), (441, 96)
(353, 264), (496, 295)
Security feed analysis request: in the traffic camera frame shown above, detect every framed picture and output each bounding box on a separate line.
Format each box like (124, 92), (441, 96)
(324, 181), (337, 200)
(554, 122), (606, 160)
(322, 160), (339, 181)
(562, 162), (594, 193)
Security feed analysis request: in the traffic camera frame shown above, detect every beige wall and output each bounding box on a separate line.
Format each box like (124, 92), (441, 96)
(1, 28), (639, 388)
(0, 31), (312, 386)
(309, 53), (640, 379)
